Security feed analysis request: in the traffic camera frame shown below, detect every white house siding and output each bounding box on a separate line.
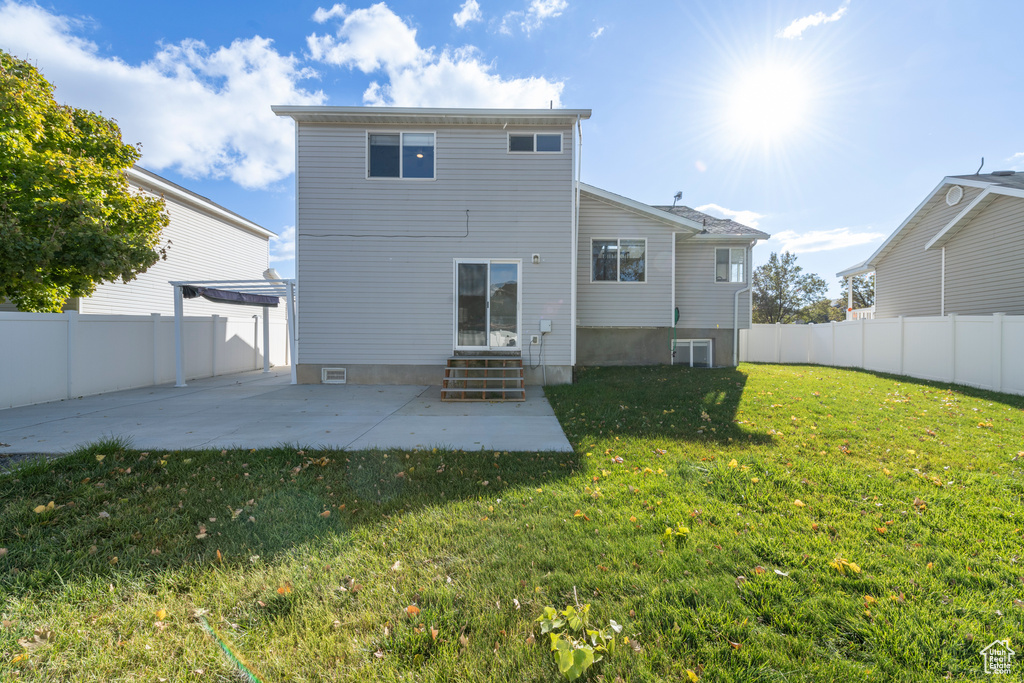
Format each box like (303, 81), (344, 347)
(944, 195), (1024, 315)
(674, 238), (751, 329)
(873, 185), (983, 318)
(576, 193), (675, 328)
(294, 124), (574, 375)
(79, 185), (272, 317)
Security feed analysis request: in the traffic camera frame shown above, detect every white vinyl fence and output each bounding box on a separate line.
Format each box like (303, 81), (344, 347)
(740, 314), (1024, 396)
(0, 311), (289, 409)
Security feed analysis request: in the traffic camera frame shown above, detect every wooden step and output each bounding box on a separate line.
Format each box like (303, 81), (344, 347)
(441, 355), (525, 402)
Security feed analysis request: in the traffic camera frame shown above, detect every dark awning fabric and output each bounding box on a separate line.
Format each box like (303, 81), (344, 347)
(181, 286), (279, 307)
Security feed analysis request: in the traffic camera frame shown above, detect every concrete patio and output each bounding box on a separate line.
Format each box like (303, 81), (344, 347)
(0, 368), (573, 456)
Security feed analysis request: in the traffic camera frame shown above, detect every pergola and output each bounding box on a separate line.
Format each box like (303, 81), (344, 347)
(170, 279), (297, 387)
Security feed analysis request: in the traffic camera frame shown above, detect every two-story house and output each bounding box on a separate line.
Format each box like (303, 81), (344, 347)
(272, 106), (767, 393)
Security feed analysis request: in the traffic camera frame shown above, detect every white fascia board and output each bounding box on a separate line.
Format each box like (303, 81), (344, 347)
(925, 185), (1024, 250)
(690, 234), (762, 242)
(852, 178), (956, 271)
(836, 260), (874, 278)
(127, 167), (274, 240)
(578, 183), (702, 232)
(272, 105), (592, 126)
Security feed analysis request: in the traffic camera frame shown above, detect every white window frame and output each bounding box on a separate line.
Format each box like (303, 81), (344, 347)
(366, 130), (436, 180)
(507, 132), (564, 154)
(715, 247), (746, 283)
(672, 339), (713, 367)
(591, 238), (647, 284)
(452, 258), (523, 352)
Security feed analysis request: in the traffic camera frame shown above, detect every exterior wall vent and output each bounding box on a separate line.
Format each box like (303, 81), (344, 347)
(321, 368), (347, 384)
(945, 185), (963, 206)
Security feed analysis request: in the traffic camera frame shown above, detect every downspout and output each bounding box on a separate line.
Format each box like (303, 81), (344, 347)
(733, 242), (754, 366)
(940, 246), (945, 316)
(570, 115), (582, 372)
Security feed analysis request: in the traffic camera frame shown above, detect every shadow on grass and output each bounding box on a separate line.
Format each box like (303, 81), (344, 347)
(545, 364), (774, 447)
(0, 439), (581, 593)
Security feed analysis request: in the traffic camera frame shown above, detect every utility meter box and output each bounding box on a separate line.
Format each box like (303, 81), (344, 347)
(539, 319), (552, 333)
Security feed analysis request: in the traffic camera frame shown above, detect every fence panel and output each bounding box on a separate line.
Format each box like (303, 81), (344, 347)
(740, 315), (1023, 397)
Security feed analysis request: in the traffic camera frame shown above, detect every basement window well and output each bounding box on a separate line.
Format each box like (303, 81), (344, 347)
(673, 339), (713, 368)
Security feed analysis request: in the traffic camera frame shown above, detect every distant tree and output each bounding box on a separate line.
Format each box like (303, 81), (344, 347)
(0, 50), (168, 312)
(752, 251), (828, 324)
(839, 273), (875, 310)
(800, 297), (846, 324)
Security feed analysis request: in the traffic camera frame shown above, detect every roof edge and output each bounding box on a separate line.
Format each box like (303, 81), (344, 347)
(272, 105), (592, 123)
(578, 183), (702, 232)
(127, 167), (274, 240)
(925, 185), (1024, 250)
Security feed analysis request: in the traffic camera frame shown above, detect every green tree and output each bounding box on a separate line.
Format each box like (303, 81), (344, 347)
(0, 51), (168, 312)
(800, 297), (846, 324)
(839, 273), (875, 310)
(752, 251), (828, 323)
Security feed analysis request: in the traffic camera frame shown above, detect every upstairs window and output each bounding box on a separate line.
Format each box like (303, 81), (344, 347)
(592, 238), (646, 282)
(508, 133), (562, 153)
(368, 132), (435, 178)
(715, 247), (745, 283)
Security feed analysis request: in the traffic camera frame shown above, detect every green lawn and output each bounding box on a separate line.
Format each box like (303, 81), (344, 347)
(1, 364), (1022, 681)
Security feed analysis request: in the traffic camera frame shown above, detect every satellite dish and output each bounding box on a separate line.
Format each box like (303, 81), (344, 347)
(672, 191), (682, 207)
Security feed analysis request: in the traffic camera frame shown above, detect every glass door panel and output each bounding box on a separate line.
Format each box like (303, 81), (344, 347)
(457, 263), (487, 347)
(489, 263), (518, 348)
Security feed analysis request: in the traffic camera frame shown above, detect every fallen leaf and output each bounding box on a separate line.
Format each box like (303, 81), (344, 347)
(95, 455), (105, 462)
(216, 549), (223, 564)
(753, 566), (766, 575)
(405, 605), (420, 617)
(729, 640), (742, 650)
(525, 633), (535, 645)
(98, 511), (110, 518)
(155, 609), (168, 620)
(277, 582), (293, 595)
(727, 459), (738, 468)
(391, 560), (401, 571)
(686, 670), (700, 682)
(319, 510), (331, 518)
(430, 626), (439, 640)
(774, 569), (789, 577)
(0, 548), (7, 558)
(793, 499), (806, 508)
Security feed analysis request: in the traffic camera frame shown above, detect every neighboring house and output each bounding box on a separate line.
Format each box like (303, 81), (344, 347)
(838, 171), (1024, 319)
(272, 105), (767, 386)
(1, 166), (277, 315)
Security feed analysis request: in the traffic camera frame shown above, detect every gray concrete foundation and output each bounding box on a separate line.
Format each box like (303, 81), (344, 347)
(297, 363), (571, 386)
(577, 327), (737, 367)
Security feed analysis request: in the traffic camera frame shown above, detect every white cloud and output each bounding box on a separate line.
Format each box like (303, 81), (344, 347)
(0, 1), (325, 189)
(695, 203), (765, 229)
(269, 225), (296, 262)
(776, 0), (849, 40)
(309, 3), (563, 107)
(500, 0), (567, 35)
(766, 228), (886, 254)
(453, 0), (482, 28)
(590, 26), (604, 39)
(1008, 152), (1024, 171)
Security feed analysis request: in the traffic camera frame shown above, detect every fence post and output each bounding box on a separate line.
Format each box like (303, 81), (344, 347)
(948, 313), (957, 384)
(775, 322), (782, 363)
(859, 317), (866, 369)
(994, 313), (1004, 393)
(262, 305), (271, 373)
(66, 310), (78, 400)
(898, 316), (905, 376)
(806, 323), (813, 363)
(152, 313), (161, 386)
(831, 321), (836, 366)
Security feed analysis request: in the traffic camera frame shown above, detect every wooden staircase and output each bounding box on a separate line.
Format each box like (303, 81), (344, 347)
(441, 356), (525, 402)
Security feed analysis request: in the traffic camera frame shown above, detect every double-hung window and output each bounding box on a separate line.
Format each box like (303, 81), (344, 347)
(715, 247), (745, 283)
(592, 238), (646, 282)
(368, 132), (435, 179)
(508, 133), (562, 153)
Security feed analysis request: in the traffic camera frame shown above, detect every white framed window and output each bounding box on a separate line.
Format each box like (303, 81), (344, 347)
(715, 247), (745, 283)
(367, 132), (435, 179)
(592, 238), (646, 282)
(507, 132), (563, 153)
(672, 339), (713, 368)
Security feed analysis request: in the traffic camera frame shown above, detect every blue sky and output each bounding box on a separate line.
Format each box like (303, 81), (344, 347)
(2, 0), (1022, 293)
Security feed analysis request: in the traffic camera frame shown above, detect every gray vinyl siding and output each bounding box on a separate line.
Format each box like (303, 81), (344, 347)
(674, 239), (751, 328)
(874, 185), (983, 318)
(78, 186), (271, 316)
(295, 124), (574, 366)
(944, 195), (1024, 315)
(576, 194), (674, 327)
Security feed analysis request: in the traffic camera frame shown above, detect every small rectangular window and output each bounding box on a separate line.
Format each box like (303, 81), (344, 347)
(368, 132), (434, 178)
(509, 134), (534, 152)
(592, 238), (646, 282)
(508, 132), (562, 153)
(715, 247), (745, 283)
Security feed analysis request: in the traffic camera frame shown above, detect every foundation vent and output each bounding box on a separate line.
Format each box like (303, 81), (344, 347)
(321, 368), (347, 384)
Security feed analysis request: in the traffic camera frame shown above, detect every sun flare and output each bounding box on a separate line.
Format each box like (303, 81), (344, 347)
(726, 64), (811, 144)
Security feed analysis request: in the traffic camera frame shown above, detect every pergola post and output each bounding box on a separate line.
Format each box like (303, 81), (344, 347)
(847, 275), (854, 320)
(174, 284), (186, 387)
(286, 280), (297, 385)
(262, 304), (271, 373)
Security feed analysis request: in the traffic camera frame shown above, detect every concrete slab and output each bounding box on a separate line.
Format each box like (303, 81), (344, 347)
(0, 368), (572, 456)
